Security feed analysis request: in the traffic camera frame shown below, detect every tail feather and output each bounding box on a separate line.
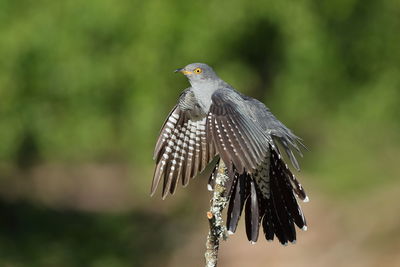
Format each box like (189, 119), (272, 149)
(262, 199), (274, 241)
(245, 179), (260, 242)
(225, 146), (307, 245)
(270, 172), (296, 244)
(272, 150), (307, 229)
(277, 170), (307, 229)
(287, 170), (308, 201)
(261, 148), (306, 244)
(226, 173), (248, 233)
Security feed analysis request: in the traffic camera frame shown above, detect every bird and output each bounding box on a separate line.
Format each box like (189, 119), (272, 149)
(151, 63), (309, 245)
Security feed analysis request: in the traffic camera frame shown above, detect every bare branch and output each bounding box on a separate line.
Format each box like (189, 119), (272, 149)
(205, 161), (229, 267)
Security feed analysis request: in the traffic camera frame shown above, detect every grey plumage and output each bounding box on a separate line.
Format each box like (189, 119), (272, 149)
(152, 63), (308, 244)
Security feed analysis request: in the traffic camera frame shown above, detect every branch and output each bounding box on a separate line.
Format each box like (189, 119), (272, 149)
(205, 160), (229, 267)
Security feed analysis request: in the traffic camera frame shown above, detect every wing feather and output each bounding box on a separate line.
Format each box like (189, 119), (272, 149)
(208, 90), (270, 174)
(152, 105), (216, 198)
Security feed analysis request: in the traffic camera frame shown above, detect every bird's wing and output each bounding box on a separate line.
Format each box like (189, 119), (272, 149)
(151, 89), (217, 198)
(207, 89), (272, 174)
(246, 98), (306, 170)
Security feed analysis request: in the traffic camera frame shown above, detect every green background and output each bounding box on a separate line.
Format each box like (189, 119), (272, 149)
(0, 0), (399, 266)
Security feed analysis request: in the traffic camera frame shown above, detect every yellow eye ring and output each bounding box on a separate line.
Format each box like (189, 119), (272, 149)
(194, 68), (202, 74)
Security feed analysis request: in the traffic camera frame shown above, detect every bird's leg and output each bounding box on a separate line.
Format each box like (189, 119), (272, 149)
(205, 160), (229, 267)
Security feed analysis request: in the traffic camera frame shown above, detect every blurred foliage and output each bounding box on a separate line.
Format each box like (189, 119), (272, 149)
(1, 0), (400, 187)
(0, 201), (195, 267)
(0, 0), (399, 266)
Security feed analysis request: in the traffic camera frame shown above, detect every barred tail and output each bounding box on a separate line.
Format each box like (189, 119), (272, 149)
(226, 147), (308, 245)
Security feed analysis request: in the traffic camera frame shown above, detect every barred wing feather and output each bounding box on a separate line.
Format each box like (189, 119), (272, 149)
(152, 106), (216, 198)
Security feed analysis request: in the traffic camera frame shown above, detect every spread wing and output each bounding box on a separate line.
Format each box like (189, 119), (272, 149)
(245, 98), (306, 170)
(207, 89), (272, 174)
(151, 90), (217, 198)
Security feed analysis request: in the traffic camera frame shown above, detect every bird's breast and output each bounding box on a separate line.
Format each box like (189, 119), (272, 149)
(190, 84), (218, 114)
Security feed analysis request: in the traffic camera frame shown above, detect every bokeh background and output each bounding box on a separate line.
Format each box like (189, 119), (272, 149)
(1, 0), (399, 266)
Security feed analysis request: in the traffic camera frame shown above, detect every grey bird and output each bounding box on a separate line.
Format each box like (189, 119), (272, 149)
(152, 63), (309, 245)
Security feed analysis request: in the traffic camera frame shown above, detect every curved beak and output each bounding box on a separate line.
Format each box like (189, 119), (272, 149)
(174, 68), (192, 75)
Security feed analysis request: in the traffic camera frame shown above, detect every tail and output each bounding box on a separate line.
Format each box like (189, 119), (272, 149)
(226, 146), (308, 245)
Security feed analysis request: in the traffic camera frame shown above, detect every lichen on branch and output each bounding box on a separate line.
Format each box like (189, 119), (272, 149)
(205, 161), (229, 267)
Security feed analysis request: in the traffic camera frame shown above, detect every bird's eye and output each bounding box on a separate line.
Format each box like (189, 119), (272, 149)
(194, 68), (202, 74)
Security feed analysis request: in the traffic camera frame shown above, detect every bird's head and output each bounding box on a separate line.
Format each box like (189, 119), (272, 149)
(175, 63), (219, 86)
